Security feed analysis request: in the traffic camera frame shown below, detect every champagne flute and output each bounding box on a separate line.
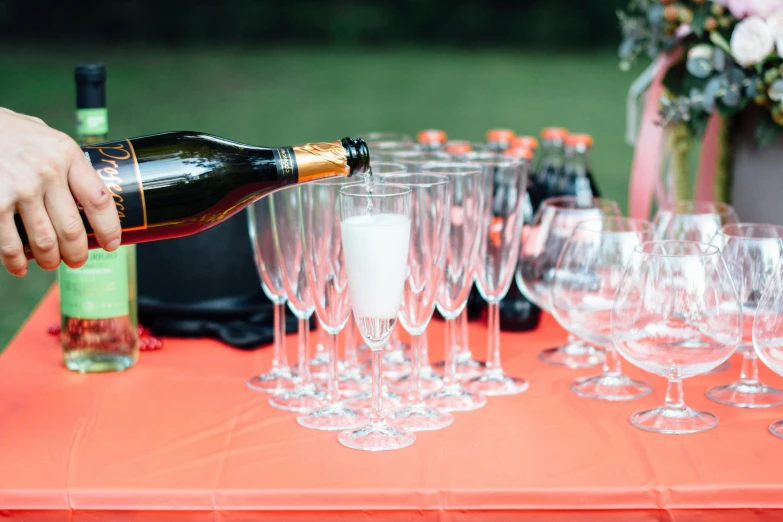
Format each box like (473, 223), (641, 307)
(297, 179), (367, 430)
(245, 198), (296, 393)
(267, 186), (325, 412)
(338, 184), (416, 451)
(381, 174), (454, 431)
(465, 154), (529, 395)
(421, 163), (488, 412)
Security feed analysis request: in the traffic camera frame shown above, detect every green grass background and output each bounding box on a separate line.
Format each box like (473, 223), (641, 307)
(0, 47), (640, 349)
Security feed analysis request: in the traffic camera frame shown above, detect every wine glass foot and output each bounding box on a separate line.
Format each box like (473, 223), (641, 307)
(538, 341), (604, 369)
(268, 386), (325, 413)
(706, 360), (731, 374)
(296, 403), (367, 431)
(425, 384), (487, 412)
(769, 420), (783, 439)
(706, 381), (783, 408)
(465, 370), (529, 396)
(312, 359), (346, 381)
(338, 421), (416, 451)
(570, 373), (652, 401)
(388, 403), (454, 432)
(246, 368), (298, 394)
(629, 405), (718, 434)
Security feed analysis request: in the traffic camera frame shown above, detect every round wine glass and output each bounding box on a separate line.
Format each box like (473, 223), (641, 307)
(612, 240), (742, 434)
(653, 200), (740, 373)
(296, 179), (367, 430)
(381, 174), (454, 431)
(752, 257), (783, 438)
(465, 154), (530, 395)
(267, 186), (325, 412)
(517, 196), (622, 368)
(338, 184), (416, 451)
(706, 224), (783, 408)
(551, 218), (655, 400)
(245, 198), (296, 393)
(420, 162), (488, 412)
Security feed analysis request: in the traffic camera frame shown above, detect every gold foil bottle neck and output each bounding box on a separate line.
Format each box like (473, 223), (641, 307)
(293, 141), (350, 182)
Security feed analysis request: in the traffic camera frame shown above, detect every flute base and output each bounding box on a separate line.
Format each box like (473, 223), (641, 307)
(466, 370), (529, 396)
(769, 420), (783, 439)
(425, 383), (487, 412)
(246, 367), (298, 394)
(338, 367), (372, 397)
(389, 366), (445, 394)
(388, 403), (454, 432)
(296, 402), (367, 431)
(268, 384), (325, 413)
(338, 421), (416, 451)
(706, 381), (783, 408)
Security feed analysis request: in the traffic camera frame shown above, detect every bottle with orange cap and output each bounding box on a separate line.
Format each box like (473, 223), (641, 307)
(538, 127), (569, 203)
(559, 133), (600, 203)
(485, 128), (516, 152)
(416, 129), (448, 151)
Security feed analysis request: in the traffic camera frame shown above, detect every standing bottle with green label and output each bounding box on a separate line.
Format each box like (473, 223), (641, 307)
(59, 63), (139, 373)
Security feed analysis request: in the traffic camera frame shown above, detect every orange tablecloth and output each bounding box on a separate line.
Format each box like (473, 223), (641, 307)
(1, 289), (783, 521)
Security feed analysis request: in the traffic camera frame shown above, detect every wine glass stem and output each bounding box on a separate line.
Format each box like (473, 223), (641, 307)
(604, 346), (622, 376)
(444, 318), (457, 385)
(485, 302), (501, 372)
(297, 318), (313, 385)
(370, 349), (384, 425)
(739, 350), (760, 386)
(271, 302), (288, 370)
(664, 377), (685, 411)
(408, 334), (423, 404)
(420, 331), (430, 366)
(327, 333), (340, 404)
(455, 309), (469, 357)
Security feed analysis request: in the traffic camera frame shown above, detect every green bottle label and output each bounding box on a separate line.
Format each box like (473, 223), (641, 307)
(76, 108), (109, 137)
(59, 247), (130, 319)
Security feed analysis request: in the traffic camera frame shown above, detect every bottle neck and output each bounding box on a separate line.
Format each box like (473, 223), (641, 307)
(341, 137), (370, 176)
(569, 146), (590, 177)
(541, 140), (565, 170)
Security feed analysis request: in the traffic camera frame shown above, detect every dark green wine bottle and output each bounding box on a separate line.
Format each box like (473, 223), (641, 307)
(17, 134), (370, 257)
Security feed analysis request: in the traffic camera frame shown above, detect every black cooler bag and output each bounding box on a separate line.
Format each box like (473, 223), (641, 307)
(136, 209), (300, 349)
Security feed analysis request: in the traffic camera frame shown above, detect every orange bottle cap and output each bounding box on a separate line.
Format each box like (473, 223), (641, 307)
(510, 136), (539, 150)
(540, 127), (569, 141)
(445, 140), (473, 154)
(503, 147), (534, 160)
(417, 129), (447, 144)
(565, 133), (594, 147)
(486, 128), (516, 143)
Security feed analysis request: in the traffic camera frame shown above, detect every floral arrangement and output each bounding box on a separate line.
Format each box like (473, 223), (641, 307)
(619, 0), (783, 212)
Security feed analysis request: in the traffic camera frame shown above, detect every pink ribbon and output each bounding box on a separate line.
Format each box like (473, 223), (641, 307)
(628, 48), (684, 219)
(694, 112), (721, 201)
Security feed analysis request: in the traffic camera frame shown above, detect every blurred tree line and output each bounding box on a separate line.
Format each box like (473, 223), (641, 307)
(0, 0), (624, 48)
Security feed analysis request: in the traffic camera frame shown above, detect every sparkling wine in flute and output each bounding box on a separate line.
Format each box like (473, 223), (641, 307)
(16, 134), (370, 258)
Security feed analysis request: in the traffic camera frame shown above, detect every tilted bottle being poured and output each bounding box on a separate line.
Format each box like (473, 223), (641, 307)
(15, 133), (370, 258)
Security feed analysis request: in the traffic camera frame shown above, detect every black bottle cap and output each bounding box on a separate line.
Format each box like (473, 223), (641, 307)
(75, 63), (106, 109)
(341, 137), (371, 176)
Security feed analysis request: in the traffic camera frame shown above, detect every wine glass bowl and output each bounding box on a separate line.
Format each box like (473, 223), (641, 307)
(653, 200), (739, 243)
(517, 196), (622, 368)
(551, 217), (655, 401)
(753, 256), (783, 438)
(612, 240), (742, 434)
(706, 223), (783, 408)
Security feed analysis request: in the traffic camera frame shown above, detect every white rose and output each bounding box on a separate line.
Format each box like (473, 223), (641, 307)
(767, 11), (783, 55)
(731, 16), (775, 67)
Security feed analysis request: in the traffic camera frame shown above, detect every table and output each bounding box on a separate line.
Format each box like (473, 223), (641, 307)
(0, 288), (782, 521)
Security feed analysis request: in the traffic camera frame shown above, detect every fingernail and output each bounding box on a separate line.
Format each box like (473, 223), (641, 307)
(106, 239), (121, 251)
